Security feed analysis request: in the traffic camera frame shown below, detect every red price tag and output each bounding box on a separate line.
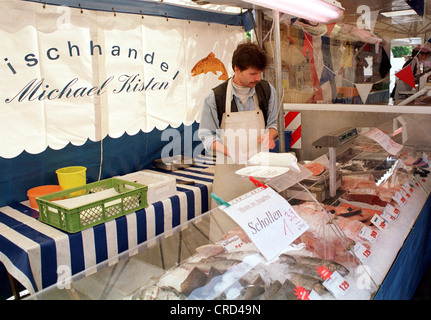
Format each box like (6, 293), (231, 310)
(317, 266), (332, 280)
(294, 286), (310, 300)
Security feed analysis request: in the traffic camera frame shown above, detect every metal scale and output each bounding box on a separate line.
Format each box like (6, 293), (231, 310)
(312, 127), (358, 198)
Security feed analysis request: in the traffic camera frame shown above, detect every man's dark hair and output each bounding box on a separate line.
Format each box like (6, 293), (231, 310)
(231, 42), (268, 71)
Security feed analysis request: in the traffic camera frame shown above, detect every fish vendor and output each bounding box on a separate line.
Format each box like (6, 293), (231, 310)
(198, 42), (279, 208)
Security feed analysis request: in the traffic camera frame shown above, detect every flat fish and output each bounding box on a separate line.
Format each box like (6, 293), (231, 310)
(261, 280), (283, 300)
(271, 279), (298, 300)
(180, 267), (208, 294)
(237, 284), (265, 300)
(157, 266), (207, 294)
(132, 285), (186, 300)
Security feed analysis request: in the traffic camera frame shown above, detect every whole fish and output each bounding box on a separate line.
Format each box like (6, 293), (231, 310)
(206, 250), (260, 262)
(182, 258), (241, 274)
(289, 273), (328, 296)
(278, 253), (298, 265)
(288, 263), (323, 279)
(261, 280), (283, 300)
(285, 254), (349, 276)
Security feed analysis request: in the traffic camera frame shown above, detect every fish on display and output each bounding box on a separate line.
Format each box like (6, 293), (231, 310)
(289, 273), (328, 296)
(283, 254), (349, 276)
(195, 244), (226, 259)
(265, 279), (298, 300)
(182, 258), (241, 274)
(157, 266), (208, 294)
(238, 284), (265, 300)
(131, 285), (186, 300)
(125, 222), (352, 300)
(326, 203), (381, 226)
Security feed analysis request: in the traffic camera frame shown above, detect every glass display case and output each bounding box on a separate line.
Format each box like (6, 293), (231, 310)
(26, 115), (431, 301)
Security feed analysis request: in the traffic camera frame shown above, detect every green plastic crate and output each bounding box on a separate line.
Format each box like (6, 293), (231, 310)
(36, 178), (148, 233)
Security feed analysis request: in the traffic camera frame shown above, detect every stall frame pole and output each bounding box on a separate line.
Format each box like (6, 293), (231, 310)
(272, 10), (285, 153)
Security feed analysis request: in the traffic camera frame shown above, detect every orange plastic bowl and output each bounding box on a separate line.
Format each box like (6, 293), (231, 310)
(27, 185), (62, 209)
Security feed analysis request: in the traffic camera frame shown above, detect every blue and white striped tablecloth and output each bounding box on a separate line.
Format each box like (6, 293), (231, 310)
(0, 157), (214, 294)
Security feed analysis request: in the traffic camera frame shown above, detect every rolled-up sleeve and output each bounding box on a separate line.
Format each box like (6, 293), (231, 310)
(198, 91), (221, 153)
(265, 84), (278, 132)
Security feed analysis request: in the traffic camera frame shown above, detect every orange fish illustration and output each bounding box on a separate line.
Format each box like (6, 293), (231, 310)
(191, 52), (229, 81)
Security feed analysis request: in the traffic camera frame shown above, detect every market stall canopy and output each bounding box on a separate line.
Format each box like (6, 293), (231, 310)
(23, 0), (254, 29)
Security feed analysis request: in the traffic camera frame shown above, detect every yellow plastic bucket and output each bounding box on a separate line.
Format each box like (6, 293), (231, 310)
(56, 166), (87, 195)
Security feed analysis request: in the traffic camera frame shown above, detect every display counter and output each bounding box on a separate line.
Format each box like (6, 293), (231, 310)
(23, 117), (431, 300)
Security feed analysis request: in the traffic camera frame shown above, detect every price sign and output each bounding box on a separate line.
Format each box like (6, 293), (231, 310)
(383, 203), (400, 219)
(323, 271), (350, 298)
(402, 182), (414, 194)
(380, 210), (396, 223)
(352, 242), (372, 263)
(223, 187), (309, 261)
(317, 266), (333, 280)
(359, 226), (379, 243)
(294, 286), (310, 300)
(399, 188), (410, 199)
(392, 191), (406, 206)
(408, 176), (420, 188)
(222, 235), (244, 252)
(371, 214), (387, 230)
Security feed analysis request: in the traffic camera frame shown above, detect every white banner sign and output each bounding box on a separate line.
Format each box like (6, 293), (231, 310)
(0, 0), (245, 158)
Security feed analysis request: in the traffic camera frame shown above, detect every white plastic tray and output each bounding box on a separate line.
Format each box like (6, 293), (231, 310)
(235, 166), (290, 179)
(120, 171), (176, 205)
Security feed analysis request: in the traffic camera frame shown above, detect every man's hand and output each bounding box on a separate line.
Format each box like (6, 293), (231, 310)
(258, 128), (278, 150)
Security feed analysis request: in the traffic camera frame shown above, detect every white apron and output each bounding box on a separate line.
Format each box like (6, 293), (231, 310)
(211, 79), (266, 209)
